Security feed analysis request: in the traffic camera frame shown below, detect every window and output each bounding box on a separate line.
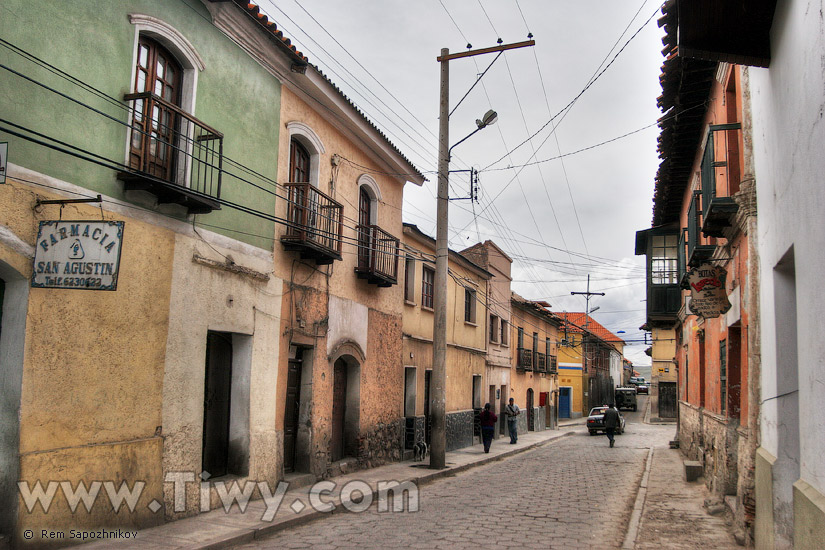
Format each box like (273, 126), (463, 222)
(129, 36), (183, 181)
(546, 337), (551, 357)
(404, 257), (415, 302)
(532, 332), (539, 359)
(501, 320), (509, 346)
(289, 139), (310, 183)
(517, 327), (524, 350)
(464, 288), (477, 324)
(422, 266), (434, 309)
(651, 235), (678, 284)
(490, 314), (500, 343)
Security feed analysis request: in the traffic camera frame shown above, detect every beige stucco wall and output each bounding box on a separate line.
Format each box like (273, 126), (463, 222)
(651, 327), (677, 383)
(161, 232), (281, 518)
(1, 177), (174, 541)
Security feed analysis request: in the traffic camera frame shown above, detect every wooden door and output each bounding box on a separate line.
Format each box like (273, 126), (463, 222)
(130, 36), (181, 180)
(424, 370), (432, 444)
(526, 389), (534, 430)
(203, 332), (232, 477)
(358, 187), (371, 268)
(331, 359), (347, 462)
(283, 354), (302, 473)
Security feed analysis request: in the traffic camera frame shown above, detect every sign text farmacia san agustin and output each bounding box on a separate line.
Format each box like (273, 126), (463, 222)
(32, 221), (124, 291)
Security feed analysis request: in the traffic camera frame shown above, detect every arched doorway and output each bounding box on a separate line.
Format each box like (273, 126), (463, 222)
(331, 356), (360, 462)
(526, 388), (534, 431)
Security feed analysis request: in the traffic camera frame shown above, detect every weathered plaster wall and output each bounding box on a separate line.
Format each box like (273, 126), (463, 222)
(0, 181), (174, 542)
(749, 1), (825, 547)
(162, 232), (281, 518)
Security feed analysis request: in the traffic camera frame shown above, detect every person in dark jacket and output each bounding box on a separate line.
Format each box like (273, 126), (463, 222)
(480, 403), (498, 453)
(603, 404), (620, 448)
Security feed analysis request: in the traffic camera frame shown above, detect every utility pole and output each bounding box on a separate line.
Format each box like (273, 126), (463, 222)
(571, 275), (604, 413)
(430, 39), (533, 470)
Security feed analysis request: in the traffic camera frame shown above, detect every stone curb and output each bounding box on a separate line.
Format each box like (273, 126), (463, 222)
(153, 430), (576, 550)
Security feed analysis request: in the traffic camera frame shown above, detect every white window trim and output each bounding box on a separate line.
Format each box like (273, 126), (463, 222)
(357, 173), (382, 225)
(287, 121), (325, 188)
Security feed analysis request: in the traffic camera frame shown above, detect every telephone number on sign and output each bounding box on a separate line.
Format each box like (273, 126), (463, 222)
(43, 276), (104, 288)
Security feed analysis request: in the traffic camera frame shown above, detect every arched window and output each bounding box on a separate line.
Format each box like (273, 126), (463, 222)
(129, 36), (183, 181)
(289, 139), (310, 183)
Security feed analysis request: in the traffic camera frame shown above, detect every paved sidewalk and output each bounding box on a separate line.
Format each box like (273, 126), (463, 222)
(84, 428), (575, 550)
(625, 446), (742, 549)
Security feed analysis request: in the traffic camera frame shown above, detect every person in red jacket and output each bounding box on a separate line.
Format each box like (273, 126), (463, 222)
(480, 403), (498, 453)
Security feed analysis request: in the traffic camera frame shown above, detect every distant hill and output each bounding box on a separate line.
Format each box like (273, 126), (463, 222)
(634, 365), (652, 381)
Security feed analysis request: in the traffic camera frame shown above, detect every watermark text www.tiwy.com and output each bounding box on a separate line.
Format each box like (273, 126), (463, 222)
(18, 472), (419, 521)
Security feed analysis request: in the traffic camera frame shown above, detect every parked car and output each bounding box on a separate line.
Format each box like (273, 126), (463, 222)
(636, 383), (649, 395)
(629, 376), (645, 386)
(615, 387), (638, 411)
(586, 406), (625, 436)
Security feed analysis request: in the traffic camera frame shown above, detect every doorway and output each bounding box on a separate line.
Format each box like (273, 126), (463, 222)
(203, 331), (233, 478)
(424, 370), (432, 444)
(526, 388), (534, 430)
(284, 350), (302, 473)
(559, 387), (571, 419)
(331, 357), (360, 462)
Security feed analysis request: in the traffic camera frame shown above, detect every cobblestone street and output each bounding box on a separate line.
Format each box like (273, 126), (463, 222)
(234, 403), (671, 549)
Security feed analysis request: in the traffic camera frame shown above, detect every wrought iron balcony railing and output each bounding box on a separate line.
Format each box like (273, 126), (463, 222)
(355, 224), (399, 287)
(281, 182), (343, 264)
(119, 92), (222, 214)
(517, 347), (533, 371)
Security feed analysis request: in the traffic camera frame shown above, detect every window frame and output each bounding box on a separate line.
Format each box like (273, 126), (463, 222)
(404, 255), (416, 304)
(464, 287), (477, 325)
(421, 265), (435, 310)
(489, 314), (500, 343)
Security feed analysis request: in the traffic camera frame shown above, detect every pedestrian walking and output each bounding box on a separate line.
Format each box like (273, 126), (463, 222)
(480, 403), (497, 453)
(505, 397), (520, 444)
(603, 403), (620, 448)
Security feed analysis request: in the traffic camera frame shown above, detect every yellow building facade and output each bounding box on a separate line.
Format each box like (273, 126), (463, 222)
(401, 225), (490, 452)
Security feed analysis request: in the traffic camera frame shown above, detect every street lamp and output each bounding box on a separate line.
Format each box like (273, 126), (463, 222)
(431, 40), (533, 470)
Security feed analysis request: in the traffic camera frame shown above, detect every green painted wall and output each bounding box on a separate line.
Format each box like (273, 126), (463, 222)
(0, 0), (280, 249)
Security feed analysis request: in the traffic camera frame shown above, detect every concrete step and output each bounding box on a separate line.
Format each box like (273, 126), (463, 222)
(283, 471), (316, 490)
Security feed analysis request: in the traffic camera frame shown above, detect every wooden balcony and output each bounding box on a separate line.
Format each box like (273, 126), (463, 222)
(548, 355), (558, 374)
(118, 92), (222, 214)
(355, 224), (399, 287)
(517, 347), (533, 371)
(281, 182), (343, 264)
(535, 352), (547, 373)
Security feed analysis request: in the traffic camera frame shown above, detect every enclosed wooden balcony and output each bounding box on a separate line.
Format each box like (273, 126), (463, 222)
(281, 182), (343, 264)
(517, 347), (533, 371)
(118, 92), (222, 214)
(535, 351), (547, 373)
(355, 224), (399, 287)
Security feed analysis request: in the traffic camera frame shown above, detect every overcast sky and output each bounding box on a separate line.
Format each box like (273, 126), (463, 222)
(260, 0), (664, 366)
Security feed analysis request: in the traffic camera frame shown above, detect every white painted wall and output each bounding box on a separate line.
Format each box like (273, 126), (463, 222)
(749, 0), (825, 541)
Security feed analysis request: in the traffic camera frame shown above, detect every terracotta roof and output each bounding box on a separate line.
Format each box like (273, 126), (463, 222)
(555, 312), (624, 344)
(231, 1), (309, 64)
(230, 1), (425, 184)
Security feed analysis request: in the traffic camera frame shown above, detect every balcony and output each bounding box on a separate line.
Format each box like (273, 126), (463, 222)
(118, 92), (222, 214)
(700, 125), (741, 238)
(548, 355), (558, 374)
(281, 182), (343, 264)
(517, 348), (533, 371)
(687, 192), (714, 267)
(355, 224), (399, 287)
(535, 352), (547, 373)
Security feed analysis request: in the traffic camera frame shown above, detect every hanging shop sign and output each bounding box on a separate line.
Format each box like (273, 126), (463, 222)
(687, 262), (731, 319)
(32, 221), (124, 291)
